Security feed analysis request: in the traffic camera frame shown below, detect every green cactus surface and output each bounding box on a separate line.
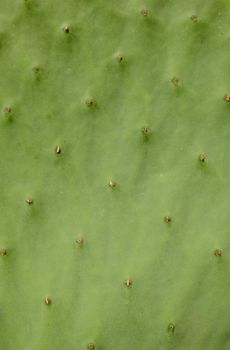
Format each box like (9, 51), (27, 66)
(0, 0), (230, 349)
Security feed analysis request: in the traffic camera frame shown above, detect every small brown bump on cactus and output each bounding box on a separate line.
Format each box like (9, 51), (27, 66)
(116, 52), (124, 62)
(85, 98), (95, 107)
(140, 8), (148, 16)
(124, 277), (132, 287)
(44, 296), (51, 305)
(76, 238), (84, 246)
(214, 249), (222, 257)
(141, 126), (149, 135)
(108, 180), (116, 188)
(4, 106), (11, 113)
(32, 65), (40, 73)
(164, 215), (172, 223)
(191, 15), (198, 22)
(171, 76), (179, 85)
(0, 249), (7, 256)
(224, 94), (230, 102)
(199, 154), (206, 162)
(168, 323), (175, 332)
(87, 343), (95, 350)
(55, 145), (61, 154)
(63, 25), (70, 33)
(26, 197), (33, 205)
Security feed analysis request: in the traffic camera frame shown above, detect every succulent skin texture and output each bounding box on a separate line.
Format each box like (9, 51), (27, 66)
(0, 1), (229, 350)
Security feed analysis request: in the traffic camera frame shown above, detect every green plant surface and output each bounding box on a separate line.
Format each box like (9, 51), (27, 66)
(0, 1), (229, 349)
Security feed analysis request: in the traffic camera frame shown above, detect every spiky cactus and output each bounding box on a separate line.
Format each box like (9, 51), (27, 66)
(0, 1), (229, 349)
